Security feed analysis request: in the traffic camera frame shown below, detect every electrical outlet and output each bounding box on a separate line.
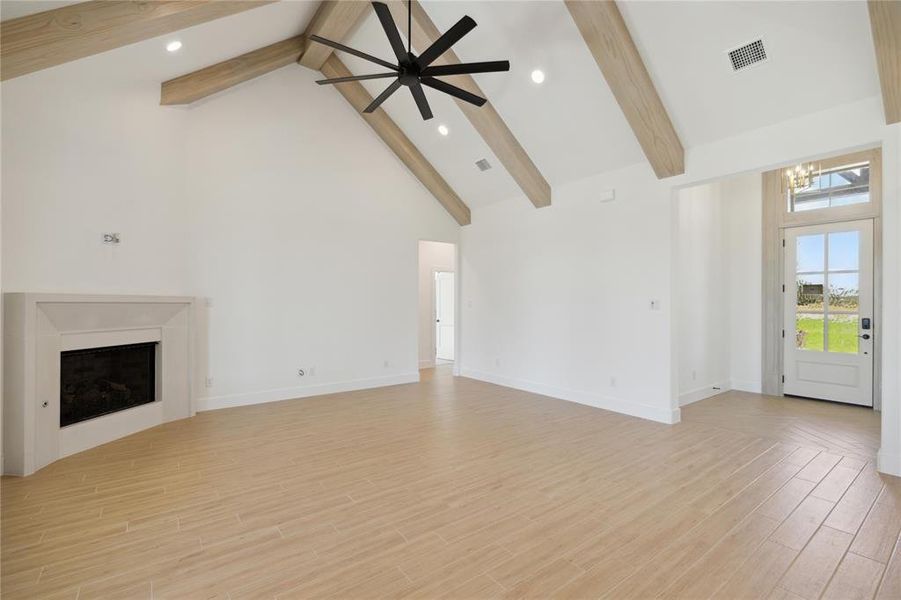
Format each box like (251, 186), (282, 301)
(309, 366), (316, 376)
(692, 369), (697, 381)
(205, 377), (213, 388)
(495, 358), (501, 367)
(383, 360), (391, 368)
(610, 376), (616, 388)
(649, 299), (662, 311)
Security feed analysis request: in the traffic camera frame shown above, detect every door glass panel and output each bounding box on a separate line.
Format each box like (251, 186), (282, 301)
(827, 314), (859, 354)
(828, 272), (859, 313)
(796, 274), (824, 351)
(828, 231), (859, 271)
(796, 234), (825, 272)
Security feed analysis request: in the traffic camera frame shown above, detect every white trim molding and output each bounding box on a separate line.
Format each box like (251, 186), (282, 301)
(731, 379), (763, 394)
(197, 372), (420, 411)
(460, 368), (680, 425)
(679, 382), (731, 407)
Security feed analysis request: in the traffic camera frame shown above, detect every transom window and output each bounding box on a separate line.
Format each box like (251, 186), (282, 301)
(789, 162), (870, 212)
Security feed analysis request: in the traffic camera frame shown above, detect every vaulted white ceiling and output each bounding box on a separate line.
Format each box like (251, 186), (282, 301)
(619, 1), (880, 147)
(0, 0), (882, 210)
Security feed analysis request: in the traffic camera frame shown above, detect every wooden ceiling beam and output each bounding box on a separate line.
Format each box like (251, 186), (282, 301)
(320, 54), (471, 226)
(565, 0), (684, 178)
(161, 36), (305, 105)
(387, 1), (551, 208)
(867, 0), (901, 124)
(1, 0), (272, 82)
(297, 0), (370, 70)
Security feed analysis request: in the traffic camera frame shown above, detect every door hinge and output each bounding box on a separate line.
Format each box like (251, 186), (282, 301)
(782, 284), (785, 292)
(782, 239), (785, 247)
(782, 329), (785, 338)
(782, 375), (785, 383)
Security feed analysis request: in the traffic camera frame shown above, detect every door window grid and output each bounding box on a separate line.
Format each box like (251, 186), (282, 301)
(795, 231), (860, 354)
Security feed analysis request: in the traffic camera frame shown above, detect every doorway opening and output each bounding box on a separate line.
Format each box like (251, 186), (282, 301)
(674, 162), (882, 458)
(418, 241), (456, 372)
(763, 148), (883, 409)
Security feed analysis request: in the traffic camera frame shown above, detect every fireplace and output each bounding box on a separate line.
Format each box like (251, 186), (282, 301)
(60, 342), (157, 427)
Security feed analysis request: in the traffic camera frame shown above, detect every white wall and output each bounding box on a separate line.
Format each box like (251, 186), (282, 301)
(1, 64), (191, 295)
(418, 240), (455, 368)
(723, 173), (763, 392)
(675, 172), (762, 406)
(461, 165), (678, 424)
(675, 181), (729, 405)
(1, 65), (460, 414)
(881, 121), (901, 476)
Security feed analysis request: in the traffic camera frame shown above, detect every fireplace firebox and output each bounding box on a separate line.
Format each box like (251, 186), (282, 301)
(60, 342), (157, 427)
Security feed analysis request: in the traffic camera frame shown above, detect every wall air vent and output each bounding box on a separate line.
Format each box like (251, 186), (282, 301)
(727, 38), (767, 72)
(475, 158), (492, 172)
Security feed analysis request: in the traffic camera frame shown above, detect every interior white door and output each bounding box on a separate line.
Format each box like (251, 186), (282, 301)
(783, 219), (874, 406)
(435, 271), (455, 361)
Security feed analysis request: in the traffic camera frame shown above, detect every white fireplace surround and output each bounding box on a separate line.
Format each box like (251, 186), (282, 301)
(3, 294), (195, 476)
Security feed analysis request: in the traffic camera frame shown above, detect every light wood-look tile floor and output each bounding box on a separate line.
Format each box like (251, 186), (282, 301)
(2, 367), (899, 599)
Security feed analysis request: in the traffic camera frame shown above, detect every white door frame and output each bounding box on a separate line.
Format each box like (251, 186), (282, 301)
(762, 147), (883, 408)
(782, 219), (874, 405)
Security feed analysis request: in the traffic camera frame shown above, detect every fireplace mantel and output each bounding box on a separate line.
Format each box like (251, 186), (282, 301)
(3, 294), (195, 475)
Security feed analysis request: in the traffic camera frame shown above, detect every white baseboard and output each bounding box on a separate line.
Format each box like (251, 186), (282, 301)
(877, 449), (901, 477)
(731, 379), (763, 394)
(679, 382), (731, 407)
(460, 368), (679, 425)
(196, 372), (420, 412)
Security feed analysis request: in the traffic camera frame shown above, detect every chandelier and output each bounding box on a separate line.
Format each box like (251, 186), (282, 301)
(784, 162), (821, 193)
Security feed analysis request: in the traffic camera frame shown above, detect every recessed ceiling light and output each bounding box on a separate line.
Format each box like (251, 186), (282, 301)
(437, 124), (449, 136)
(531, 69), (545, 84)
(166, 40), (183, 53)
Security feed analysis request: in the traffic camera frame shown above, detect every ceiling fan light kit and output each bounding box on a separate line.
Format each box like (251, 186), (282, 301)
(312, 1), (510, 120)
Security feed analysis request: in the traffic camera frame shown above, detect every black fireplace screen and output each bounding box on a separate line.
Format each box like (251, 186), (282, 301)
(60, 342), (157, 427)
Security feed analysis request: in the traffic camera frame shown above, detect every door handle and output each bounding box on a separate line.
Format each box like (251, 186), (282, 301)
(859, 334), (871, 340)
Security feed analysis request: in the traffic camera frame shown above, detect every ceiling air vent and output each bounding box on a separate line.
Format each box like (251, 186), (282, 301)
(727, 39), (767, 72)
(475, 158), (492, 172)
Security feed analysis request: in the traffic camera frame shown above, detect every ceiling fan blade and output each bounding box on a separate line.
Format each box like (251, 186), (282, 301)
(316, 72), (399, 85)
(309, 35), (398, 71)
(416, 15), (476, 67)
(371, 2), (408, 63)
(420, 77), (486, 107)
(409, 82), (434, 120)
(421, 61), (510, 77)
(364, 79), (403, 113)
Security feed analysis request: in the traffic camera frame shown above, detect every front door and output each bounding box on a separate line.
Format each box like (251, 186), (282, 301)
(783, 219), (874, 406)
(435, 271), (455, 361)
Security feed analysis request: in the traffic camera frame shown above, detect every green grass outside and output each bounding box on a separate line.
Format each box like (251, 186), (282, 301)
(796, 315), (859, 353)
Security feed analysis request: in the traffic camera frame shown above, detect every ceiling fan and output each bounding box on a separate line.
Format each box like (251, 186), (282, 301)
(312, 1), (510, 120)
